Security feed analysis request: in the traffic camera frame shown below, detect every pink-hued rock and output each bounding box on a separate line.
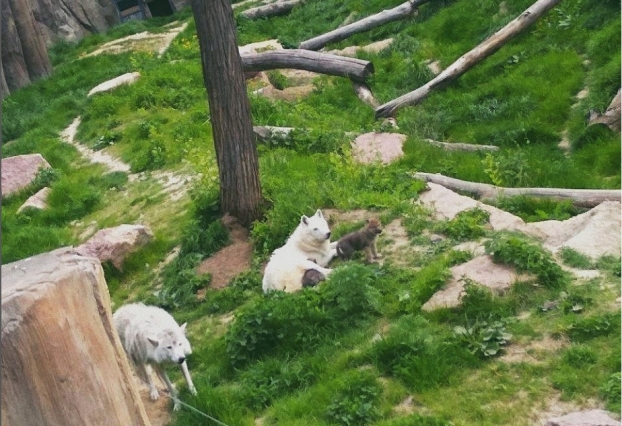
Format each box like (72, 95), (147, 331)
(16, 187), (51, 213)
(1, 154), (51, 197)
(422, 255), (532, 311)
(545, 409), (621, 426)
(76, 224), (154, 270)
(352, 132), (407, 164)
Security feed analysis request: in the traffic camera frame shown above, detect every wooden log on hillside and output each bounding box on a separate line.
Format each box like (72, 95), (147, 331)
(253, 125), (294, 142)
(299, 0), (429, 51)
(588, 89), (621, 132)
(375, 0), (562, 118)
(241, 49), (374, 82)
(240, 0), (303, 20)
(413, 172), (621, 208)
(1, 248), (151, 426)
(423, 139), (499, 152)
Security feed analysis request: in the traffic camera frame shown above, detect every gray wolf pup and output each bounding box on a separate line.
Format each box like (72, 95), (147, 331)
(336, 218), (383, 262)
(113, 303), (197, 411)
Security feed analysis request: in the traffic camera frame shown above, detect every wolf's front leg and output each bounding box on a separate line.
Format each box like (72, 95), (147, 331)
(140, 364), (159, 401)
(180, 361), (197, 396)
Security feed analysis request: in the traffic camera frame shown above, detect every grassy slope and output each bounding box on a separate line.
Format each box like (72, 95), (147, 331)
(1, 0), (620, 424)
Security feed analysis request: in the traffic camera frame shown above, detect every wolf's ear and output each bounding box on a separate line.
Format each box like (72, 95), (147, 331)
(301, 215), (309, 225)
(180, 323), (187, 334)
(147, 336), (159, 347)
(315, 209), (323, 219)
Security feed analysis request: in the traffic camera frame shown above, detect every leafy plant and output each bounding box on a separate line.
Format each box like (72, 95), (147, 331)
(559, 247), (593, 269)
(453, 318), (512, 358)
(485, 233), (568, 287)
(436, 208), (490, 241)
(600, 372), (621, 413)
(325, 372), (381, 426)
(32, 167), (61, 189)
(565, 312), (620, 342)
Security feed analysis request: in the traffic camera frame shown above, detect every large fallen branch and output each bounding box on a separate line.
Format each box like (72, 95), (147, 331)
(375, 0), (562, 118)
(241, 49), (374, 82)
(423, 139), (499, 152)
(240, 0), (303, 20)
(299, 0), (429, 51)
(413, 172), (621, 208)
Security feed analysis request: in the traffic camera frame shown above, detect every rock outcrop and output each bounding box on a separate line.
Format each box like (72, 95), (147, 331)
(1, 247), (151, 425)
(1, 154), (51, 197)
(352, 132), (407, 164)
(545, 409), (621, 426)
(76, 224), (154, 269)
(16, 187), (51, 213)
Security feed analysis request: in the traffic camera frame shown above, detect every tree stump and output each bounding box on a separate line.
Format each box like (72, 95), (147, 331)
(1, 247), (151, 426)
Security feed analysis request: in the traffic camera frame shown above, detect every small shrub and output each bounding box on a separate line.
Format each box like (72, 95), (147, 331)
(32, 168), (61, 189)
(559, 247), (593, 269)
(99, 171), (128, 190)
(600, 372), (621, 413)
(266, 70), (290, 90)
(566, 313), (620, 342)
(485, 233), (568, 287)
(325, 372), (381, 426)
(561, 345), (598, 368)
(493, 196), (578, 222)
(453, 318), (512, 358)
(436, 208), (490, 241)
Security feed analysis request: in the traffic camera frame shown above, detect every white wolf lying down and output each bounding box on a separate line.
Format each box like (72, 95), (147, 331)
(262, 209), (337, 293)
(113, 303), (197, 411)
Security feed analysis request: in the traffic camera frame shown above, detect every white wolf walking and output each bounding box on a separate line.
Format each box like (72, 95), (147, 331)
(113, 303), (197, 411)
(262, 209), (337, 293)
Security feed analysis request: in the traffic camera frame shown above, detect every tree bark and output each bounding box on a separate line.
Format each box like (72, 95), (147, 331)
(241, 49), (374, 83)
(7, 0), (51, 82)
(375, 0), (562, 118)
(588, 89), (621, 132)
(413, 172), (621, 208)
(191, 0), (264, 228)
(299, 0), (429, 51)
(422, 139), (499, 152)
(1, 0), (30, 93)
(240, 0), (303, 20)
(1, 248), (151, 426)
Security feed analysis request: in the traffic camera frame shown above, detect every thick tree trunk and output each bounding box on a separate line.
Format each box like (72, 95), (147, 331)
(299, 0), (428, 51)
(588, 89), (621, 132)
(240, 0), (303, 20)
(191, 0), (264, 228)
(1, 248), (151, 426)
(422, 139), (499, 152)
(0, 58), (11, 100)
(414, 172), (621, 208)
(7, 0), (51, 82)
(376, 0), (562, 118)
(241, 49), (374, 82)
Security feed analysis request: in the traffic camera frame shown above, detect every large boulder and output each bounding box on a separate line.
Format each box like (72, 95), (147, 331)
(352, 132), (407, 164)
(1, 247), (150, 425)
(545, 409), (621, 426)
(76, 224), (154, 270)
(16, 186), (51, 213)
(1, 154), (51, 197)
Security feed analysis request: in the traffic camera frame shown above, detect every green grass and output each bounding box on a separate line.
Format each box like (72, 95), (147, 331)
(2, 1), (620, 425)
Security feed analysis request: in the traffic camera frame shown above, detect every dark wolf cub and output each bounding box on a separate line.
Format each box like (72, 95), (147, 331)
(336, 218), (382, 262)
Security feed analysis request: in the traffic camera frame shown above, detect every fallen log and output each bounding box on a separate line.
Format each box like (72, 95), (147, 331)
(241, 49), (374, 82)
(240, 0), (303, 20)
(413, 172), (621, 208)
(253, 125), (294, 142)
(588, 88), (621, 132)
(375, 0), (562, 118)
(299, 0), (429, 51)
(423, 139), (499, 152)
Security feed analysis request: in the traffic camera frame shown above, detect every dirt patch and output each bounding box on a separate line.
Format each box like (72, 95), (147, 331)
(253, 84), (316, 101)
(499, 335), (569, 364)
(83, 22), (188, 58)
(393, 396), (415, 415)
(196, 214), (254, 291)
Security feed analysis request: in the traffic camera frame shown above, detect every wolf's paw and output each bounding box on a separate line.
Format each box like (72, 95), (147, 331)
(189, 385), (198, 396)
(173, 401), (181, 411)
(149, 388), (159, 401)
